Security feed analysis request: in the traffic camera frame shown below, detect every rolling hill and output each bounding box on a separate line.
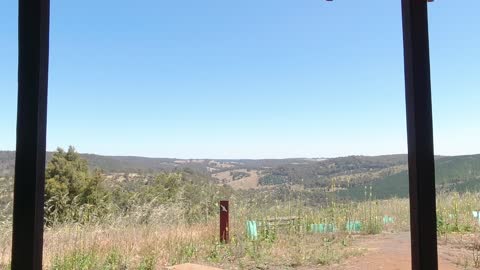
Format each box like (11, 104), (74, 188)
(2, 150), (480, 198)
(340, 154), (480, 200)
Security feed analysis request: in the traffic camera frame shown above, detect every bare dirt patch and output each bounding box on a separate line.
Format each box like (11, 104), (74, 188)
(318, 232), (460, 270)
(212, 169), (261, 190)
(228, 170), (261, 190)
(437, 233), (480, 269)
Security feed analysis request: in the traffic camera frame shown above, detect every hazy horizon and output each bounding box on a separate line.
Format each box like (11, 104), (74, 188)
(1, 0), (479, 159)
(0, 148), (474, 160)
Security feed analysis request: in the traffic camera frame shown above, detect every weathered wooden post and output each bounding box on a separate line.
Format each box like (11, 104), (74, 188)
(220, 200), (229, 243)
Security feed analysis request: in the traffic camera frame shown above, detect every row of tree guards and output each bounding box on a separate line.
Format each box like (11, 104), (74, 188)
(219, 200), (398, 243)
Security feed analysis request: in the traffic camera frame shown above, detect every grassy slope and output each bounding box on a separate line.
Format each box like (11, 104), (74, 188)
(341, 154), (480, 200)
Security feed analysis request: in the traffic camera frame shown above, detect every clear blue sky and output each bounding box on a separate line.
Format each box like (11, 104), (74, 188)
(0, 1), (479, 159)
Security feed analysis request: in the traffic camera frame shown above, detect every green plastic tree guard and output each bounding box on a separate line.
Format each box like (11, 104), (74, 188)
(472, 211), (480, 224)
(346, 221), (362, 232)
(246, 220), (258, 240)
(383, 216), (395, 224)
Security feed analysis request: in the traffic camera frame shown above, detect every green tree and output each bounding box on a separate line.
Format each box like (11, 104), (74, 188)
(141, 173), (183, 205)
(45, 146), (107, 224)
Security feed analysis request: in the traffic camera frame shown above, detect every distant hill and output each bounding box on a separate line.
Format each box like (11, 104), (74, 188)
(3, 151), (480, 196)
(340, 154), (480, 200)
(257, 154), (409, 188)
(0, 151), (213, 176)
(0, 151), (327, 177)
(0, 151), (411, 191)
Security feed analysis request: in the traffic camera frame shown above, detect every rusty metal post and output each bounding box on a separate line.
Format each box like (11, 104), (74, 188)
(220, 200), (229, 243)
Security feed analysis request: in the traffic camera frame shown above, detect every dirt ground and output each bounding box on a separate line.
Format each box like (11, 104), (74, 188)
(173, 233), (476, 270)
(318, 232), (464, 270)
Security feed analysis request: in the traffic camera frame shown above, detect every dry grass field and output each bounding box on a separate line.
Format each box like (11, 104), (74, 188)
(1, 192), (480, 269)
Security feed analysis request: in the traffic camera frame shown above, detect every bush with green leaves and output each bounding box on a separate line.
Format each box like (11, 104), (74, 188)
(45, 146), (109, 224)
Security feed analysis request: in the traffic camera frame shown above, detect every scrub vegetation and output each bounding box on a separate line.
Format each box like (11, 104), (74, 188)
(1, 147), (480, 269)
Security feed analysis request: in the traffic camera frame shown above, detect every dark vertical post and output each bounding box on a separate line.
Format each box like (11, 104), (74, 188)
(11, 0), (50, 269)
(219, 200), (229, 243)
(401, 0), (438, 269)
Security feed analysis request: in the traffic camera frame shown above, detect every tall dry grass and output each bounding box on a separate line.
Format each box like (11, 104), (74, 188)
(2, 192), (480, 269)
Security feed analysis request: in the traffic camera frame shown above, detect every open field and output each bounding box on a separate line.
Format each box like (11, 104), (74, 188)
(2, 192), (480, 269)
(212, 169), (262, 190)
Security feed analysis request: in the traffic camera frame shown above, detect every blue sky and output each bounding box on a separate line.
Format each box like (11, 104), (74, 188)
(0, 0), (479, 159)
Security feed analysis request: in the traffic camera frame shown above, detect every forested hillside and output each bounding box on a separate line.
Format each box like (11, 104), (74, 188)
(3, 150), (480, 200)
(258, 155), (408, 188)
(340, 154), (480, 200)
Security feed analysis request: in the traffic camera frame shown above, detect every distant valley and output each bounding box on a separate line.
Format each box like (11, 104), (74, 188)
(2, 151), (480, 200)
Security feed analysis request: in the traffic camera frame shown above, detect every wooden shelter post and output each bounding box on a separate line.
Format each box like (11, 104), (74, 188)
(401, 0), (438, 269)
(11, 0), (50, 269)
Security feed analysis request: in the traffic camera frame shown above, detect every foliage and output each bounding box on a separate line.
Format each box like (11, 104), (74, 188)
(51, 250), (99, 270)
(45, 147), (109, 224)
(258, 155), (408, 188)
(230, 171), (249, 181)
(341, 155), (480, 200)
(5, 148), (480, 268)
(0, 176), (13, 225)
(259, 174), (289, 185)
